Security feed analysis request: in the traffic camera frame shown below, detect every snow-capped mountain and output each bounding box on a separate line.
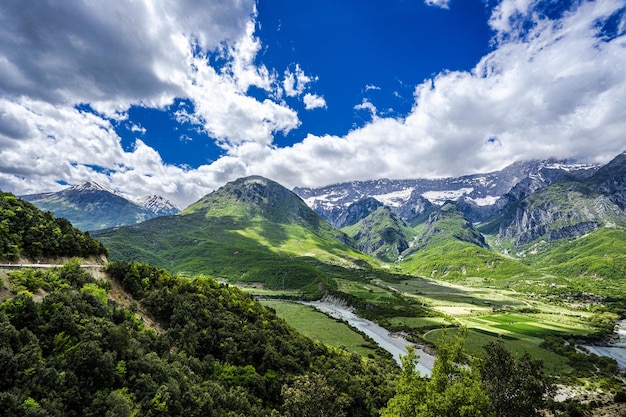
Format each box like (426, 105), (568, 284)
(135, 195), (180, 216)
(20, 182), (180, 231)
(293, 159), (597, 227)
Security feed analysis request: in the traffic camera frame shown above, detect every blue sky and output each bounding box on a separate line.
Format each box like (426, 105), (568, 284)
(0, 0), (625, 207)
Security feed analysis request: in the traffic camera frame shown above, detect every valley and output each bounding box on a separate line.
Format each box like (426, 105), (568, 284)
(4, 152), (626, 415)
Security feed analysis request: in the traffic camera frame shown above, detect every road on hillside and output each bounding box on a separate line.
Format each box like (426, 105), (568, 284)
(0, 263), (104, 269)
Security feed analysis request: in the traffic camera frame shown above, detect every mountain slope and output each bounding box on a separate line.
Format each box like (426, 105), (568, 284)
(528, 228), (626, 296)
(0, 191), (108, 261)
(398, 203), (532, 281)
(94, 176), (370, 293)
(0, 258), (396, 416)
(342, 207), (416, 263)
(585, 150), (626, 209)
(493, 180), (626, 249)
(21, 182), (179, 231)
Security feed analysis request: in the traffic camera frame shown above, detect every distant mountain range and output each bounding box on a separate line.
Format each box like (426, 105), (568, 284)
(20, 181), (180, 231)
(14, 150), (626, 294)
(293, 159), (598, 227)
(90, 151), (626, 298)
(297, 152), (626, 260)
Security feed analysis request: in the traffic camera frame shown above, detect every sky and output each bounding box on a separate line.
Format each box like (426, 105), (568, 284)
(0, 0), (625, 208)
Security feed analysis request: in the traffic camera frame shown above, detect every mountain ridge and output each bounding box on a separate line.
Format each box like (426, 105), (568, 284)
(94, 175), (370, 294)
(293, 159), (598, 227)
(20, 181), (180, 231)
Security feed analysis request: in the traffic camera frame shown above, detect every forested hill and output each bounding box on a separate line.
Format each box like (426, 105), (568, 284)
(0, 260), (397, 416)
(0, 191), (398, 416)
(0, 191), (108, 261)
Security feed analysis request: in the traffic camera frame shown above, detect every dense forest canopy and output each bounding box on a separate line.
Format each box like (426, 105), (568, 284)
(0, 191), (108, 261)
(0, 260), (398, 416)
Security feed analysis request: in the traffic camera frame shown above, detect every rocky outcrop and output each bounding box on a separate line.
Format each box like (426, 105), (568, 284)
(588, 151), (626, 210)
(335, 197), (383, 228)
(497, 183), (626, 247)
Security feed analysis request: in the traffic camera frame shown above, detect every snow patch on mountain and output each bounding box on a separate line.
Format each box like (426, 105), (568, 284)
(69, 181), (117, 194)
(468, 196), (500, 206)
(371, 189), (414, 207)
(422, 188), (474, 205)
(136, 195), (180, 216)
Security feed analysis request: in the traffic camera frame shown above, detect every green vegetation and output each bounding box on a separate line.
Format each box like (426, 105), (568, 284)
(0, 192), (108, 261)
(400, 239), (535, 281)
(261, 300), (383, 358)
(381, 332), (552, 417)
(5, 175), (626, 415)
(94, 177), (370, 297)
(0, 261), (398, 416)
(532, 228), (626, 297)
(342, 207), (416, 262)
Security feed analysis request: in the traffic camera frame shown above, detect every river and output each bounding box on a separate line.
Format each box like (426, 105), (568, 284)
(301, 299), (435, 376)
(583, 319), (626, 370)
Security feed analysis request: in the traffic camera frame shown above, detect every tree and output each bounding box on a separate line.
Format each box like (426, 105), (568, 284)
(480, 340), (552, 417)
(281, 373), (348, 417)
(382, 330), (492, 417)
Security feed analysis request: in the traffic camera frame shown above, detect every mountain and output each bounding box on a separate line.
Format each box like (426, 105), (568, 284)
(585, 150), (626, 209)
(336, 197), (384, 228)
(413, 203), (488, 251)
(482, 152), (626, 250)
(342, 206), (416, 262)
(94, 176), (370, 294)
(20, 181), (180, 231)
(399, 203), (532, 281)
(294, 159), (596, 226)
(135, 194), (180, 216)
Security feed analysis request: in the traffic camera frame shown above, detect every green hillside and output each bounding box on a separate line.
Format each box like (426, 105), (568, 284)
(0, 191), (108, 261)
(0, 259), (397, 416)
(95, 177), (371, 294)
(530, 227), (626, 297)
(394, 203), (532, 282)
(342, 207), (416, 263)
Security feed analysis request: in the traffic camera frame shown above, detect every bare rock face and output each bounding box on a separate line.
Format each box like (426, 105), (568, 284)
(497, 182), (626, 247)
(335, 197), (383, 228)
(590, 151), (626, 210)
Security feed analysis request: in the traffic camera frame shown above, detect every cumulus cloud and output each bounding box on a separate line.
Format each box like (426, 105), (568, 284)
(303, 93), (327, 110)
(1, 0), (625, 208)
(236, 0), (626, 189)
(283, 64), (315, 97)
(0, 0), (301, 206)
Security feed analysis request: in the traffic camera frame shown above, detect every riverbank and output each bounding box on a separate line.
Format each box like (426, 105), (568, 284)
(583, 319), (626, 370)
(301, 299), (435, 376)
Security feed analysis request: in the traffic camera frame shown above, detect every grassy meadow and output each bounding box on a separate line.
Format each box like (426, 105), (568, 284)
(260, 300), (383, 359)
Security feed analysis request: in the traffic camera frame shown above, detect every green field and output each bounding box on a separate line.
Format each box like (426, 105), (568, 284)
(423, 327), (572, 374)
(332, 273), (601, 376)
(261, 300), (384, 359)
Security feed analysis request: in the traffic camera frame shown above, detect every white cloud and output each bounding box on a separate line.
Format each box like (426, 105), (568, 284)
(424, 0), (451, 9)
(354, 100), (378, 119)
(303, 93), (327, 110)
(1, 0), (626, 209)
(231, 0), (626, 190)
(283, 64), (315, 97)
(0, 0), (302, 206)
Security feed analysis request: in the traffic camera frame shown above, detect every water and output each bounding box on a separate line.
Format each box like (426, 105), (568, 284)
(301, 300), (435, 376)
(583, 319), (626, 370)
